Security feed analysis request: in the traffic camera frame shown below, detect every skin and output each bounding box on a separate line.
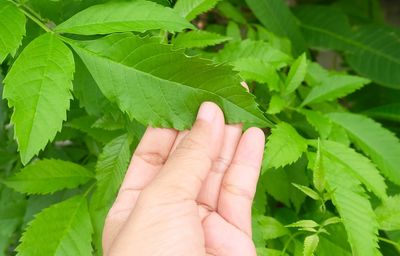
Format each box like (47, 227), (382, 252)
(103, 102), (265, 256)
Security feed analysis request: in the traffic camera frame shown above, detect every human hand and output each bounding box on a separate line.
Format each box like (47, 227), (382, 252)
(103, 102), (265, 256)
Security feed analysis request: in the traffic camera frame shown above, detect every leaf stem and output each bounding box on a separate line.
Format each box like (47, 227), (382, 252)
(378, 237), (400, 250)
(21, 9), (51, 32)
(13, 2), (52, 33)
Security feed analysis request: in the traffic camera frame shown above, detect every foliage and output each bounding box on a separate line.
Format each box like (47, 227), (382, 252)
(0, 0), (400, 255)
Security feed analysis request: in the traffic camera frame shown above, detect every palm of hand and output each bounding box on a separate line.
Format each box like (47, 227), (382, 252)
(103, 103), (264, 256)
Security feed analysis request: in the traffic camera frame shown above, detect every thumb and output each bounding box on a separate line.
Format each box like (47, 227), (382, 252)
(147, 102), (225, 200)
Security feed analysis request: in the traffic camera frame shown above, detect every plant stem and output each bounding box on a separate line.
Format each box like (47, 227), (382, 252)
(18, 7), (51, 33)
(10, 0), (52, 33)
(378, 237), (400, 250)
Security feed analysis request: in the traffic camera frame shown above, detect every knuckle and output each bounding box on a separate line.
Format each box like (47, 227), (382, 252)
(222, 182), (254, 201)
(134, 151), (167, 166)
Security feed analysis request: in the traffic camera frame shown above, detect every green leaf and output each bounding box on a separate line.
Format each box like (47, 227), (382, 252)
(299, 109), (332, 139)
(304, 234), (320, 256)
(322, 217), (341, 227)
(327, 112), (400, 185)
(72, 53), (110, 116)
(312, 139), (326, 193)
(267, 94), (286, 114)
(346, 25), (400, 88)
(264, 159), (309, 211)
(295, 6), (400, 88)
(322, 156), (380, 256)
(245, 0), (307, 56)
(287, 220), (319, 228)
(0, 1), (26, 62)
(319, 140), (387, 200)
(216, 40), (292, 69)
(3, 33), (74, 164)
(231, 58), (280, 91)
(256, 248), (288, 256)
(172, 30), (231, 49)
(174, 0), (221, 20)
(66, 116), (122, 144)
(3, 159), (93, 195)
(364, 103), (400, 123)
(294, 5), (353, 51)
(216, 1), (247, 24)
(56, 0), (194, 35)
(16, 196), (93, 256)
(89, 134), (132, 253)
(253, 215), (289, 241)
(292, 183), (320, 200)
(71, 33), (270, 130)
(0, 186), (26, 254)
(302, 74), (370, 106)
(375, 195), (400, 231)
(285, 53), (307, 94)
(264, 122), (307, 169)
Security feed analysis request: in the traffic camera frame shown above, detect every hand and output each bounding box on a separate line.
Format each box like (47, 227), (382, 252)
(103, 102), (265, 256)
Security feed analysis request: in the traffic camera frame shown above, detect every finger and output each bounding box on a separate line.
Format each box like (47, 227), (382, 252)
(217, 127), (265, 236)
(197, 124), (242, 210)
(111, 127), (178, 213)
(145, 102), (225, 201)
(203, 212), (256, 256)
(103, 127), (177, 252)
(169, 130), (189, 154)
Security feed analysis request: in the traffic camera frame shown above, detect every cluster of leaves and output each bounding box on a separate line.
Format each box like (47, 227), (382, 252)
(0, 0), (400, 255)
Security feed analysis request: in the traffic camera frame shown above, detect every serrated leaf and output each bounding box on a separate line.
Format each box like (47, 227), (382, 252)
(304, 234), (319, 256)
(292, 183), (320, 200)
(0, 186), (26, 254)
(364, 103), (400, 123)
(346, 25), (400, 88)
(295, 6), (400, 88)
(56, 0), (194, 35)
(245, 0), (307, 56)
(264, 159), (309, 211)
(216, 1), (247, 24)
(294, 5), (353, 51)
(327, 112), (400, 185)
(312, 139), (326, 192)
(3, 33), (74, 164)
(66, 116), (122, 144)
(3, 159), (93, 195)
(174, 0), (221, 20)
(216, 39), (292, 70)
(267, 94), (286, 114)
(89, 134), (132, 253)
(264, 122), (307, 169)
(287, 220), (319, 228)
(375, 195), (400, 231)
(71, 33), (270, 130)
(299, 109), (332, 139)
(72, 53), (110, 116)
(16, 196), (93, 256)
(323, 156), (380, 256)
(322, 217), (341, 227)
(302, 74), (370, 106)
(318, 140), (387, 200)
(285, 53), (307, 94)
(172, 30), (231, 49)
(231, 58), (280, 91)
(0, 1), (26, 62)
(253, 215), (289, 241)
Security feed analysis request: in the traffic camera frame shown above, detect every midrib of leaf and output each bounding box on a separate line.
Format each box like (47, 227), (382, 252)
(60, 20), (187, 32)
(22, 37), (56, 156)
(73, 43), (268, 126)
(300, 23), (400, 65)
(53, 198), (85, 254)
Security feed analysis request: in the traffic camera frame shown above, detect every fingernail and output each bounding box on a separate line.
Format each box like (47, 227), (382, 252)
(197, 102), (218, 122)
